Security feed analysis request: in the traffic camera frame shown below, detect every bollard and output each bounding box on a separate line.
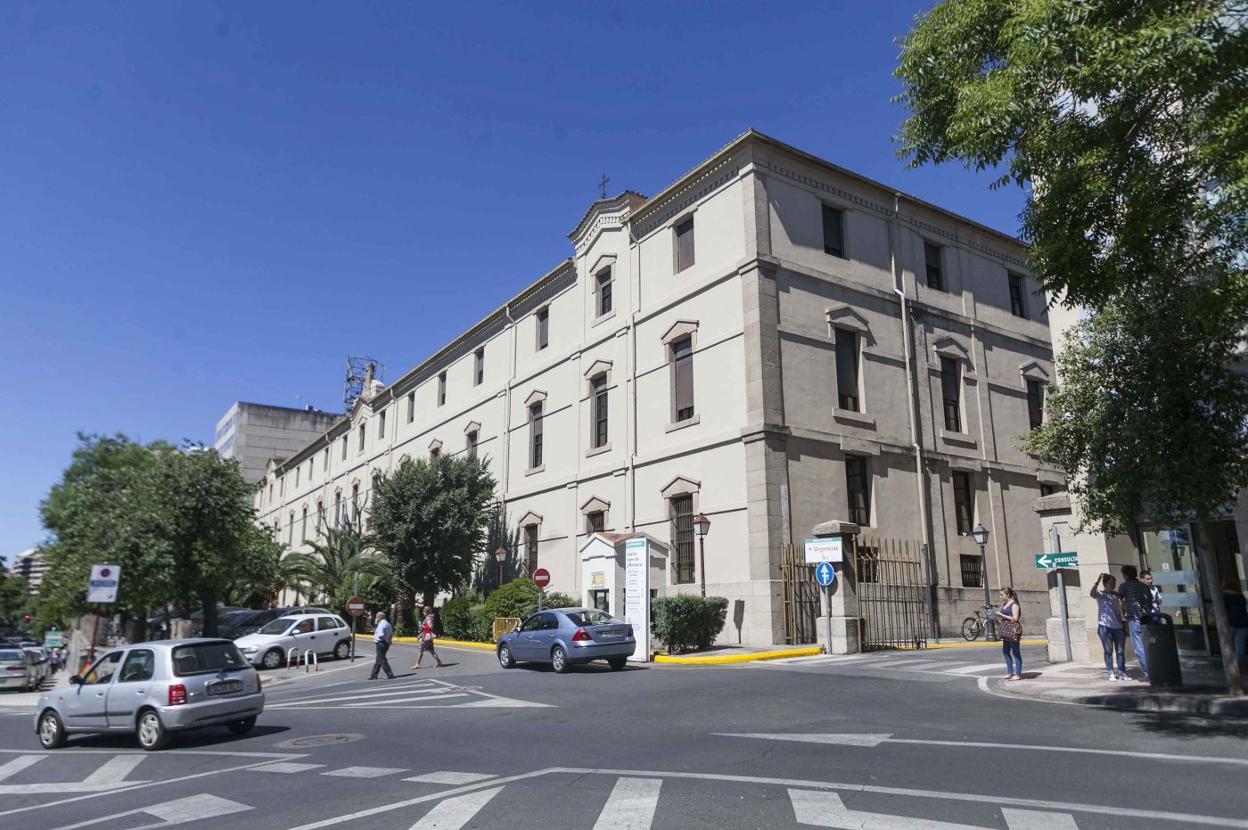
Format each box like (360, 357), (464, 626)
(303, 649), (318, 672)
(287, 648), (300, 670)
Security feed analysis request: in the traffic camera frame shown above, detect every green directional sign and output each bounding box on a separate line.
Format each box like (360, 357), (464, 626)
(1035, 551), (1079, 570)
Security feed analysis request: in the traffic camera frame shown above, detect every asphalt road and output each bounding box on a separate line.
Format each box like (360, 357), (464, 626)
(1, 640), (1246, 829)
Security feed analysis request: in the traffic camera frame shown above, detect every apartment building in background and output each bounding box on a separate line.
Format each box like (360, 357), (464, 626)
(215, 402), (342, 484)
(13, 548), (48, 594)
(253, 130), (1062, 646)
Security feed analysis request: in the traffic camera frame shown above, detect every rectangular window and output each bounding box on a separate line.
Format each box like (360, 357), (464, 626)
(1040, 483), (1058, 497)
(529, 402), (543, 469)
(1009, 273), (1027, 318)
(845, 455), (870, 526)
(822, 204), (845, 258)
(334, 493), (341, 528)
(674, 217), (695, 272)
(466, 430), (478, 459)
(437, 371), (447, 407)
(1026, 379), (1044, 430)
(295, 466), (300, 487)
(288, 514), (294, 546)
(308, 459), (314, 482)
(586, 511), (605, 534)
(834, 328), (860, 412)
(952, 472), (974, 536)
(301, 506), (307, 542)
(323, 448), (329, 471)
(924, 242), (944, 291)
(592, 374), (608, 448)
(671, 336), (695, 423)
(524, 524), (539, 573)
(358, 423), (366, 454)
(407, 392), (415, 423)
(596, 268), (613, 317)
(316, 502), (324, 536)
(536, 307), (549, 351)
(474, 348), (484, 386)
(940, 357), (962, 432)
(351, 483), (360, 523)
(378, 410), (386, 439)
(341, 436), (347, 461)
(960, 554), (984, 588)
(670, 495), (695, 584)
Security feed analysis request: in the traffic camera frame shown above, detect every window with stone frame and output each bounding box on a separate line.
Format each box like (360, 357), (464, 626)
(940, 357), (962, 432)
(592, 374), (609, 448)
(529, 402), (544, 469)
(437, 371), (447, 406)
(357, 423), (366, 454)
(674, 217), (695, 272)
(924, 242), (945, 291)
(378, 410), (386, 439)
(474, 348), (485, 386)
(670, 336), (695, 422)
(301, 505), (308, 542)
(1009, 273), (1028, 318)
(952, 472), (974, 536)
(596, 267), (613, 317)
(341, 435), (348, 460)
(466, 430), (478, 459)
(845, 455), (870, 526)
(960, 554), (984, 588)
(586, 510), (605, 534)
(407, 391), (415, 423)
(334, 492), (341, 528)
(822, 204), (845, 258)
(670, 494), (695, 584)
(524, 524), (539, 573)
(834, 328), (860, 412)
(1026, 379), (1044, 430)
(351, 483), (360, 525)
(536, 307), (549, 351)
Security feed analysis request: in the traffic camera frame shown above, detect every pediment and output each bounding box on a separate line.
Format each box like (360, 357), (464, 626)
(584, 359), (613, 379)
(661, 319), (700, 346)
(590, 253), (617, 275)
(1018, 361), (1050, 382)
(931, 336), (970, 362)
(660, 475), (701, 499)
(825, 304), (870, 334)
(580, 496), (611, 513)
(518, 510), (543, 527)
(524, 389), (548, 408)
(463, 420), (481, 435)
(428, 438), (443, 453)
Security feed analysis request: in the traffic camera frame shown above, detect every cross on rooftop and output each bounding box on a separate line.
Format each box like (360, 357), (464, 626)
(599, 174), (609, 199)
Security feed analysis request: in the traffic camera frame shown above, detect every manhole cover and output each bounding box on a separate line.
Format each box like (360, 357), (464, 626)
(275, 733), (364, 749)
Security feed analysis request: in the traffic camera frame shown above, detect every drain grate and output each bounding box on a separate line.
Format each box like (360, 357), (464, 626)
(275, 733), (364, 749)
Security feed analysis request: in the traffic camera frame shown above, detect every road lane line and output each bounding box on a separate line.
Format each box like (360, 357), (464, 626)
(1004, 808), (1079, 829)
(593, 777), (661, 830)
(81, 755), (145, 785)
(404, 771), (496, 785)
(344, 693), (469, 707)
(0, 754), (44, 782)
(268, 685), (449, 706)
(253, 762), (326, 774)
(322, 766), (408, 778)
(789, 789), (980, 828)
(49, 793), (252, 830)
(409, 786), (502, 829)
(945, 663), (1004, 675)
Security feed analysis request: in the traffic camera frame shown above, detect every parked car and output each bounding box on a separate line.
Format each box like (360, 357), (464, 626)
(22, 647), (49, 689)
(496, 608), (635, 673)
(0, 648), (36, 691)
(34, 638), (264, 751)
(234, 614), (352, 669)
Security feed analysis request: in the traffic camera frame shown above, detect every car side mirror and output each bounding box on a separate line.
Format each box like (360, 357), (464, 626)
(68, 675), (83, 686)
(514, 622), (521, 632)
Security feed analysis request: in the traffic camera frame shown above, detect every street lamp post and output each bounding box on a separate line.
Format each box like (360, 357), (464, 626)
(494, 546), (508, 590)
(971, 523), (996, 641)
(693, 513), (711, 597)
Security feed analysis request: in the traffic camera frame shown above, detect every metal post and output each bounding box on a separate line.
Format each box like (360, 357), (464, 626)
(86, 608), (101, 667)
(824, 583), (833, 655)
(538, 589), (543, 613)
(350, 573), (359, 662)
(699, 535), (707, 598)
(980, 544), (997, 641)
(1049, 528), (1073, 663)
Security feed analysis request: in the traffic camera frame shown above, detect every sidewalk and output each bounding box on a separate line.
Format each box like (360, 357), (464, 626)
(985, 659), (1248, 718)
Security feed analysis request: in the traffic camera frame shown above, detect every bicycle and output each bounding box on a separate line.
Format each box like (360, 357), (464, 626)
(961, 604), (998, 641)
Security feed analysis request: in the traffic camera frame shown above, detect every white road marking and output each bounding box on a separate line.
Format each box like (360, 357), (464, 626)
(323, 765), (409, 778)
(82, 754), (145, 785)
(719, 732), (891, 747)
(253, 762), (326, 774)
(1004, 808), (1079, 829)
(887, 660), (951, 671)
(49, 793), (251, 830)
(593, 777), (662, 830)
(790, 789), (980, 828)
(344, 693), (469, 707)
(944, 663), (1005, 675)
(269, 685), (453, 707)
(404, 771), (496, 785)
(409, 786), (502, 829)
(0, 754), (44, 782)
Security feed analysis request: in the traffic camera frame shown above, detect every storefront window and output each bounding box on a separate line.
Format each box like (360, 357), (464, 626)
(1139, 525), (1203, 629)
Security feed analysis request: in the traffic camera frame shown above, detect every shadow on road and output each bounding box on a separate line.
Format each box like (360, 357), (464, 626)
(66, 723), (290, 751)
(1127, 713), (1248, 740)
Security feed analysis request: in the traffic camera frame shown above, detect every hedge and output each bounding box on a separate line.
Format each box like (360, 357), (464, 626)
(439, 597), (477, 641)
(651, 595), (729, 654)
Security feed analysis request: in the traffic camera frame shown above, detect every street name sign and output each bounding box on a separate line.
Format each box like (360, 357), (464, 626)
(345, 596), (366, 618)
(1034, 552), (1079, 570)
(87, 564), (121, 603)
(532, 568), (551, 589)
(815, 562), (836, 587)
(804, 538), (843, 565)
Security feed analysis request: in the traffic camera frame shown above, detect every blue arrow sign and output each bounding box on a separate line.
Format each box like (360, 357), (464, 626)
(815, 562), (836, 587)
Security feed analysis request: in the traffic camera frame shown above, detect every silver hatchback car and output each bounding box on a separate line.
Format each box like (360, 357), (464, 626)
(34, 638), (264, 751)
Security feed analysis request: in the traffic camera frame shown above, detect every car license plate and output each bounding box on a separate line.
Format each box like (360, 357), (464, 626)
(600, 629), (622, 639)
(208, 679), (243, 696)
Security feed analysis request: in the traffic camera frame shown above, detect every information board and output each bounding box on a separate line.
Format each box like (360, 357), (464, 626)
(624, 538), (649, 662)
(87, 564), (121, 604)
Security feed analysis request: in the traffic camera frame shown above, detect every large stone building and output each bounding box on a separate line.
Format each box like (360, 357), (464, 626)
(254, 131), (1062, 646)
(216, 402), (342, 484)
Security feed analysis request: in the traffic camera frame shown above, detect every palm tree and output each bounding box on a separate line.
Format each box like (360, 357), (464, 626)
(281, 527), (391, 606)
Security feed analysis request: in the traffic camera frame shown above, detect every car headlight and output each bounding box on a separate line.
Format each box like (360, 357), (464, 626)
(242, 645), (258, 653)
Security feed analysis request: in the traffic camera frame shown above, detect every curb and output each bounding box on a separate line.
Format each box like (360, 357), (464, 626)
(986, 678), (1248, 719)
(353, 633), (495, 651)
(653, 646), (822, 665)
(896, 638), (1048, 651)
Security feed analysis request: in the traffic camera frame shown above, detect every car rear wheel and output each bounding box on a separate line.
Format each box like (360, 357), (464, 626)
(261, 648), (284, 670)
(497, 644), (515, 669)
(38, 710), (66, 749)
(607, 657), (627, 671)
(136, 710), (171, 751)
(227, 717), (256, 736)
(551, 646), (569, 674)
(334, 640), (351, 660)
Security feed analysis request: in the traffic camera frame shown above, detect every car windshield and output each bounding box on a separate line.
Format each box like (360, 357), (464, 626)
(0, 650), (22, 661)
(259, 617), (298, 635)
(562, 609), (619, 626)
(172, 642), (249, 676)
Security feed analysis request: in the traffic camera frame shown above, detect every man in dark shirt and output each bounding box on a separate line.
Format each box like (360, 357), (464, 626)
(1119, 565), (1154, 680)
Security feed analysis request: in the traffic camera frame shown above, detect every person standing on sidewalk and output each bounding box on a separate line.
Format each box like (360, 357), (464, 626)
(997, 587), (1023, 680)
(1091, 574), (1127, 681)
(369, 611), (395, 680)
(412, 606), (445, 669)
(1118, 565), (1154, 681)
(1220, 577), (1248, 674)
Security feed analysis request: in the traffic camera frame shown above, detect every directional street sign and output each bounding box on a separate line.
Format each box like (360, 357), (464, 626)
(815, 562), (836, 587)
(1034, 551), (1079, 570)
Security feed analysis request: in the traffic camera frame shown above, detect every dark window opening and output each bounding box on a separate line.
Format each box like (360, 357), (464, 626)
(822, 204), (845, 258)
(835, 328), (860, 412)
(940, 357), (962, 432)
(924, 242), (944, 291)
(675, 217), (695, 272)
(960, 555), (984, 588)
(670, 494), (695, 584)
(671, 336), (695, 422)
(952, 472), (974, 536)
(845, 455), (870, 526)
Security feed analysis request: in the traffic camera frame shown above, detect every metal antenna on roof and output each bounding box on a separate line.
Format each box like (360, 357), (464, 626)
(599, 174), (609, 199)
(344, 356), (384, 409)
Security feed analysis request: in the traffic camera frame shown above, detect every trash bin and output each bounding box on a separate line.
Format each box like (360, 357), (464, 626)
(1142, 613), (1182, 688)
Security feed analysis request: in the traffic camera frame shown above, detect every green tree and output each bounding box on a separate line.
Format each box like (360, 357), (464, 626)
(896, 0), (1248, 692)
(0, 571), (33, 630)
(223, 525), (285, 608)
(472, 504), (523, 596)
(282, 527), (392, 611)
(370, 454), (497, 608)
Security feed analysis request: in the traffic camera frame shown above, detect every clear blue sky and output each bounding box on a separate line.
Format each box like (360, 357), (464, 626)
(0, 1), (1025, 562)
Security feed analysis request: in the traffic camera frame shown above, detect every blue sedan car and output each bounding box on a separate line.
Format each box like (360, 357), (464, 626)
(497, 608), (635, 673)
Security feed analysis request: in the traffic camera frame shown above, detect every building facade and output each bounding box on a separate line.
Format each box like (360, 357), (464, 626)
(254, 131), (1062, 646)
(13, 548), (48, 594)
(216, 402), (342, 484)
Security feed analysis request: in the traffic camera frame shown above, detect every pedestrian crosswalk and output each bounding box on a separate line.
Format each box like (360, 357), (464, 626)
(756, 652), (1014, 679)
(266, 677), (550, 711)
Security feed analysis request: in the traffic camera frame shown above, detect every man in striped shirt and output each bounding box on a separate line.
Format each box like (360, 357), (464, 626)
(1119, 565), (1154, 681)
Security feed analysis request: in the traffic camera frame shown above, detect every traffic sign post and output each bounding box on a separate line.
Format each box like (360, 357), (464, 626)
(85, 565), (121, 666)
(1042, 533), (1076, 662)
(815, 562), (836, 653)
(533, 568), (551, 611)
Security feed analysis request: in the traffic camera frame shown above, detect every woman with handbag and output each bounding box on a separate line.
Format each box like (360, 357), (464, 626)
(412, 606), (445, 669)
(997, 587), (1023, 680)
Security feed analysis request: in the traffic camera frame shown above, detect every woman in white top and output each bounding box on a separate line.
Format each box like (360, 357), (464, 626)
(1090, 573), (1127, 681)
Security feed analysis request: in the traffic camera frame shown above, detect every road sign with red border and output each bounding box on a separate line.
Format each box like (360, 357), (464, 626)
(532, 568), (551, 589)
(346, 596), (367, 618)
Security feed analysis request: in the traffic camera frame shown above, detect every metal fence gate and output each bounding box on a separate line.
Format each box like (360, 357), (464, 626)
(780, 544), (819, 645)
(855, 537), (930, 651)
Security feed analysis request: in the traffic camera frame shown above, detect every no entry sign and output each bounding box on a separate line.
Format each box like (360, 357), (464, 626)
(345, 596), (367, 618)
(532, 568), (551, 589)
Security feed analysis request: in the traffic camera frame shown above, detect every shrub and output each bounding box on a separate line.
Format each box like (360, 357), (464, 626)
(470, 603), (493, 642)
(652, 595), (729, 654)
(544, 591), (576, 610)
(483, 579), (539, 622)
(439, 597), (476, 641)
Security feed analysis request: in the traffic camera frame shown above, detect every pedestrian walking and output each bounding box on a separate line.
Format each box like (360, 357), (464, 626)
(49, 648), (61, 674)
(1118, 565), (1154, 680)
(997, 587), (1023, 680)
(412, 606), (445, 669)
(1220, 577), (1248, 674)
(369, 610), (395, 680)
(1091, 573), (1128, 681)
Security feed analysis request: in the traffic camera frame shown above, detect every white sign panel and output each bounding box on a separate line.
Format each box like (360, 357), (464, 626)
(624, 538), (649, 663)
(87, 564), (121, 604)
(804, 538), (843, 565)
